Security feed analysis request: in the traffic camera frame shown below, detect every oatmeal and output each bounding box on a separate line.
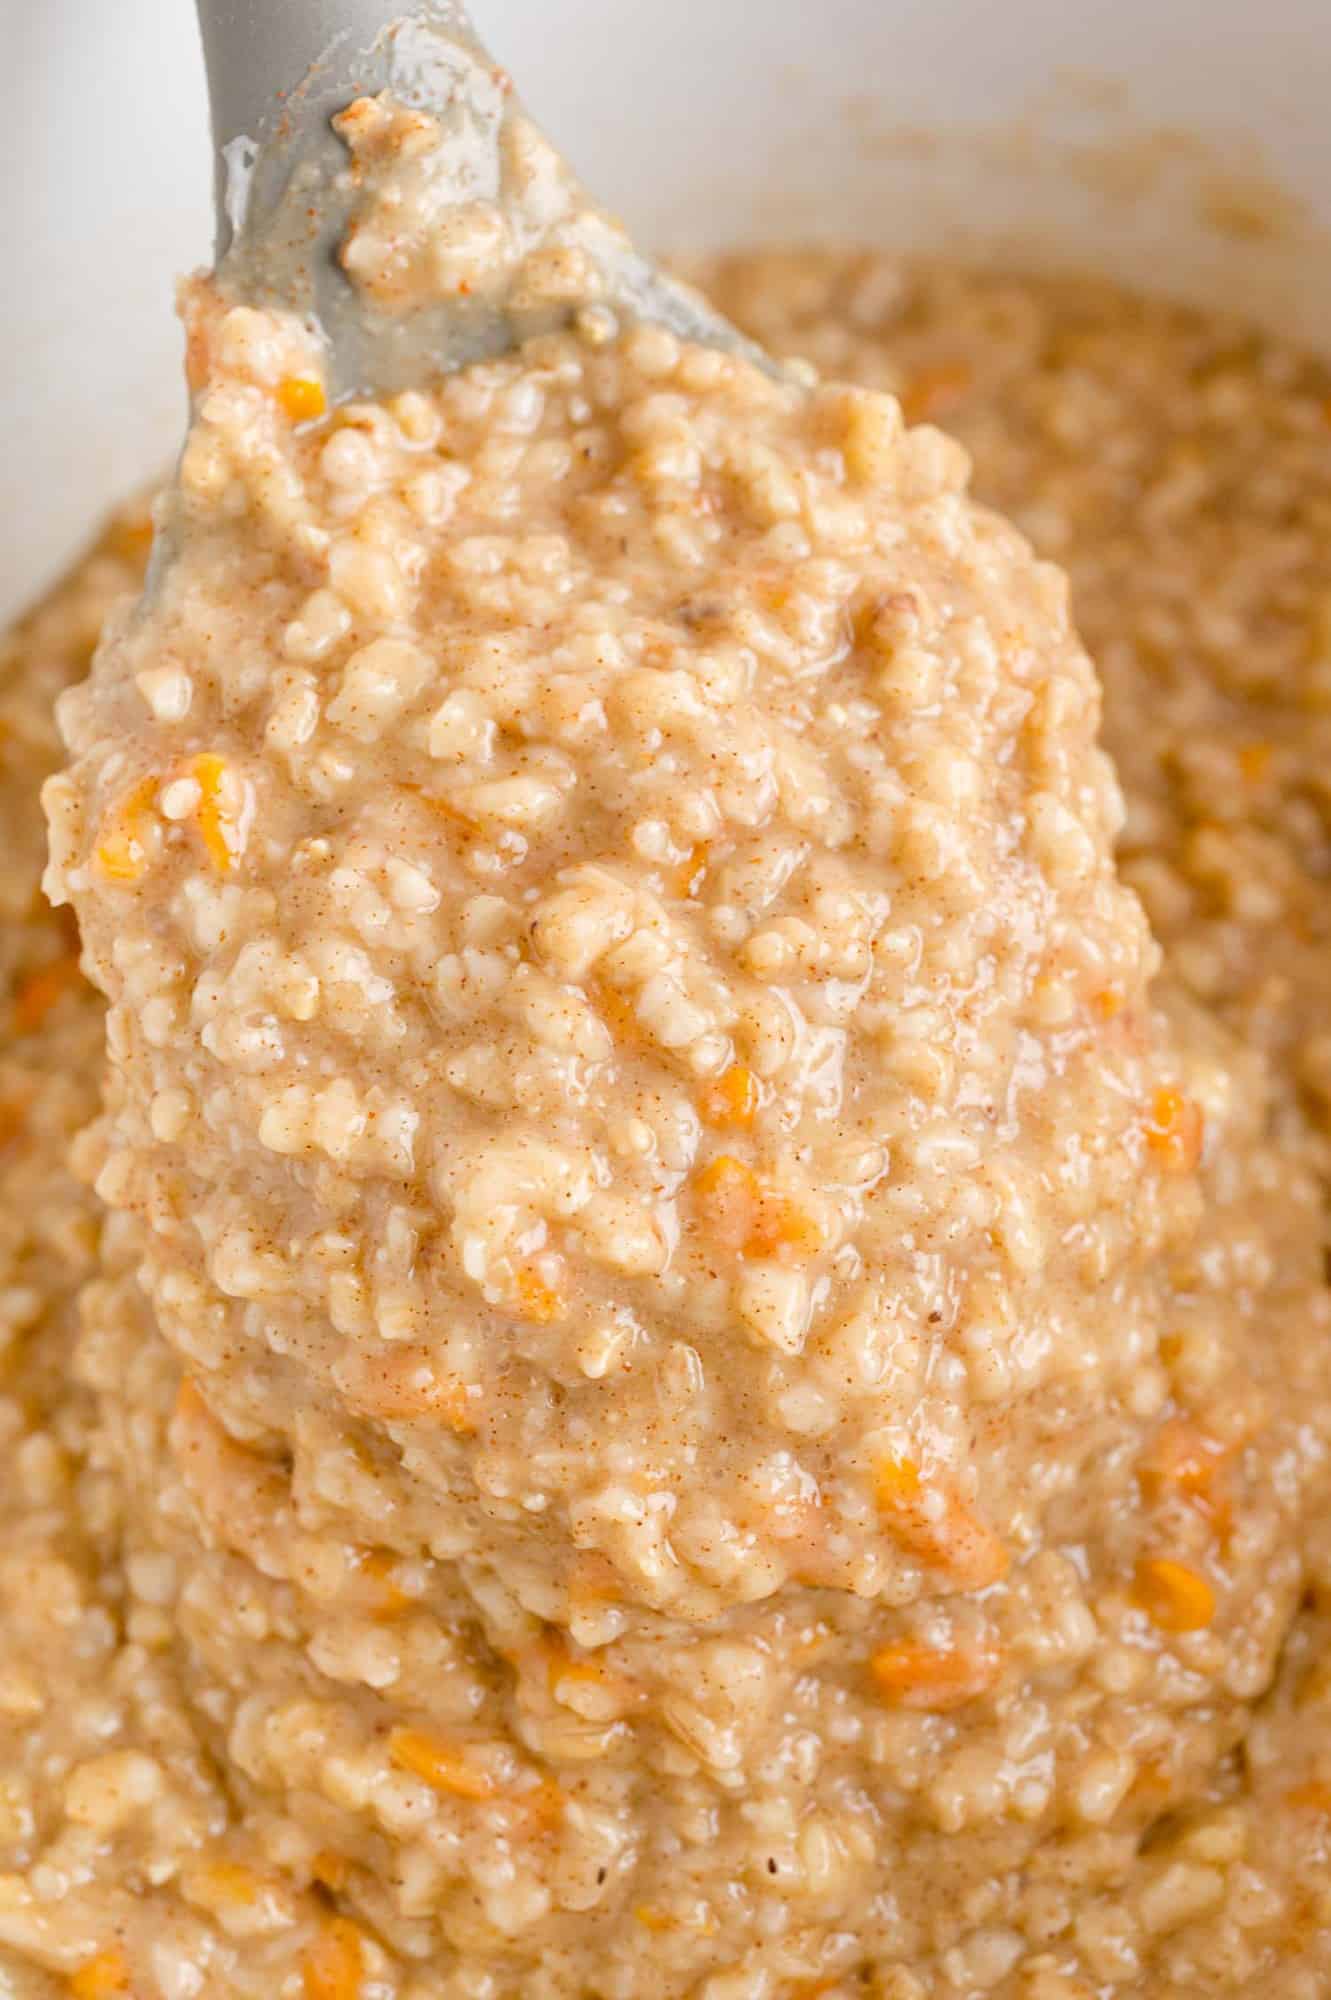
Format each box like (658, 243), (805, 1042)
(3, 198), (1331, 2000)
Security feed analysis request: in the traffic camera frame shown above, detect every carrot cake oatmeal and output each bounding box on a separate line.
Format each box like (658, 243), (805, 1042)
(3, 124), (1331, 2000)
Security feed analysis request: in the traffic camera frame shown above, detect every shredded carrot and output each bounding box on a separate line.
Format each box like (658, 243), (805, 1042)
(635, 1906), (679, 1933)
(1285, 1782), (1331, 1813)
(694, 1153), (761, 1247)
(414, 788), (477, 835)
(278, 375), (328, 425)
(596, 981), (644, 1051)
(201, 1860), (260, 1906)
(1138, 1419), (1229, 1515)
(673, 844), (709, 900)
(190, 753), (246, 875)
(755, 1191), (822, 1261)
(173, 1377), (209, 1430)
(94, 777), (159, 883)
(361, 1550), (410, 1617)
(873, 1455), (1010, 1590)
(388, 1727), (496, 1800)
(1237, 741), (1273, 783)
(759, 575), (798, 615)
(302, 1916), (364, 2000)
(1093, 987), (1125, 1021)
(693, 1154), (823, 1263)
(512, 1264), (568, 1324)
(310, 1849), (349, 1893)
(874, 1455), (925, 1512)
(1130, 1757), (1174, 1800)
(699, 1063), (759, 1130)
(69, 1951), (131, 1999)
(12, 954), (82, 1035)
(1134, 1555), (1216, 1633)
(869, 1639), (1000, 1712)
(634, 1903), (717, 1938)
(183, 1859), (266, 1910)
(1144, 1086), (1204, 1174)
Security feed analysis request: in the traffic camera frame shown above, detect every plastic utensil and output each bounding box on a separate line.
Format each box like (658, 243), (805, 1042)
(193, 0), (766, 398)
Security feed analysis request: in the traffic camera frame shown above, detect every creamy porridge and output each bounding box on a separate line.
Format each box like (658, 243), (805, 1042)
(2, 203), (1331, 2000)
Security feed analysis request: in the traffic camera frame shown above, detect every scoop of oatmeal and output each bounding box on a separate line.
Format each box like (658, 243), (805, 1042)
(51, 274), (1175, 1613)
(39, 130), (1331, 1994)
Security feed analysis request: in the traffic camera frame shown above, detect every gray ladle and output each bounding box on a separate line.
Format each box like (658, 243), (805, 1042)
(193, 0), (768, 400)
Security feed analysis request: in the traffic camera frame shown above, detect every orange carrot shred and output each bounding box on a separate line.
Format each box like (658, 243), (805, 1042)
(69, 1949), (132, 1999)
(1134, 1555), (1216, 1633)
(278, 375), (328, 424)
(1144, 1086), (1204, 1173)
(302, 1916), (364, 2000)
(700, 1063), (759, 1129)
(388, 1727), (496, 1800)
(869, 1639), (1000, 1712)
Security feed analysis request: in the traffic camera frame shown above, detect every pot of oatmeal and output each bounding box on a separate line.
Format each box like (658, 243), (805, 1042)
(4, 5), (1331, 2000)
(8, 0), (1330, 617)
